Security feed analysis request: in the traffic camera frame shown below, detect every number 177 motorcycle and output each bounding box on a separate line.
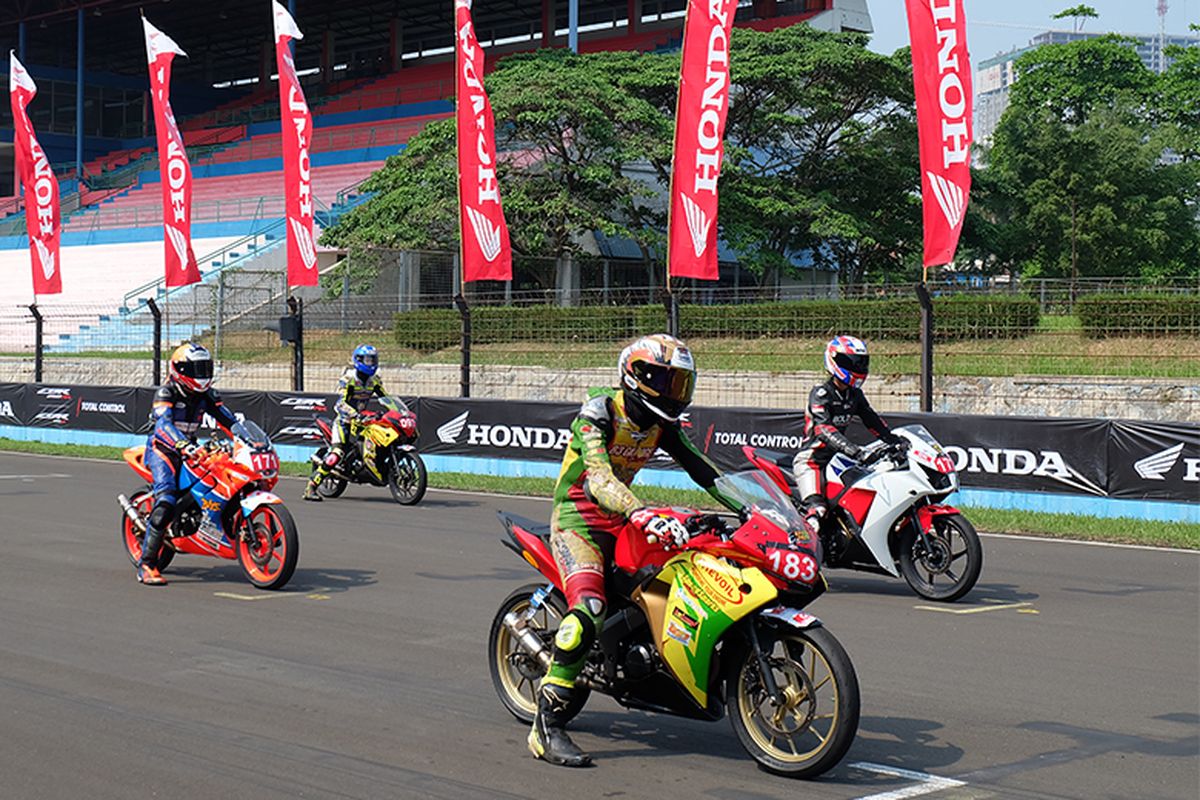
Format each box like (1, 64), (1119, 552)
(488, 471), (860, 778)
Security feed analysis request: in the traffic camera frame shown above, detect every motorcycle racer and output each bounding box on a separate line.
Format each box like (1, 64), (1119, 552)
(529, 334), (741, 768)
(303, 344), (388, 501)
(138, 343), (240, 585)
(792, 336), (904, 550)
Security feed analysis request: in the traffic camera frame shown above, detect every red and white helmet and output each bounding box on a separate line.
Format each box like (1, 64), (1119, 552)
(168, 342), (214, 394)
(824, 335), (869, 388)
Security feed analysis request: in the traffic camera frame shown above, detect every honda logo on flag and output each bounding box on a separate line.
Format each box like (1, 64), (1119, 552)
(143, 16), (200, 288)
(10, 52), (62, 296)
(273, 1), (318, 287)
(667, 0), (735, 282)
(906, 0), (973, 267)
(456, 0), (512, 282)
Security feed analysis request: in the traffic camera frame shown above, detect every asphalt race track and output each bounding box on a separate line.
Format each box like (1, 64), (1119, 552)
(2, 451), (1197, 800)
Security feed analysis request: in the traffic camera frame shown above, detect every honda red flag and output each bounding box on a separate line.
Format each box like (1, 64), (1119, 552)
(667, 0), (735, 282)
(906, 0), (973, 267)
(273, 1), (318, 287)
(9, 53), (61, 296)
(143, 16), (200, 288)
(455, 0), (511, 282)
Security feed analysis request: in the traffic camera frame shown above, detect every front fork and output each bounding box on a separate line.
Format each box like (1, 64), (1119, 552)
(748, 620), (785, 706)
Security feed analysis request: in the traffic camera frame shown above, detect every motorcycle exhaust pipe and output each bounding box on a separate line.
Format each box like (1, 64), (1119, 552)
(502, 610), (553, 670)
(117, 494), (147, 534)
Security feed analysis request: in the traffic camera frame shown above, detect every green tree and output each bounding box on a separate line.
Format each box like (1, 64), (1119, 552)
(323, 26), (922, 286)
(1051, 5), (1099, 32)
(714, 26), (919, 285)
(983, 37), (1199, 281)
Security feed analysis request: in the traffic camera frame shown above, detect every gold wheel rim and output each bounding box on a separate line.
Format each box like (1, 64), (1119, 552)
(495, 598), (560, 716)
(738, 637), (841, 763)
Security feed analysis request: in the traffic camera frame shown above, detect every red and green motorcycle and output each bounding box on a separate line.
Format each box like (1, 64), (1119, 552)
(488, 471), (860, 778)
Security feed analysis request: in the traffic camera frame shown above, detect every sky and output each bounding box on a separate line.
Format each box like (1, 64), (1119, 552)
(865, 0), (1199, 60)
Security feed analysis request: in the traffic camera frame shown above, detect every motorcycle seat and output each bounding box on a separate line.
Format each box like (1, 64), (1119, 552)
(498, 511), (552, 542)
(755, 448), (795, 471)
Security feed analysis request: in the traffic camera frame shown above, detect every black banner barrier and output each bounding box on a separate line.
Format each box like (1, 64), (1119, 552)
(1, 382), (1196, 503)
(1107, 420), (1200, 501)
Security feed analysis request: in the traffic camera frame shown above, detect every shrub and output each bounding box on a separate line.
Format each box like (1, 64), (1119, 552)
(1078, 293), (1200, 338)
(395, 295), (1041, 351)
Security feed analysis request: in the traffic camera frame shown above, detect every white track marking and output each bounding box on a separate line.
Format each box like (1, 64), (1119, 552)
(213, 589), (332, 602)
(914, 601), (1032, 615)
(0, 473), (71, 480)
(851, 762), (967, 799)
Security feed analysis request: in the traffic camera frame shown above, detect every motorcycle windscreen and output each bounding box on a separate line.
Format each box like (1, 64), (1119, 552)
(653, 551), (778, 708)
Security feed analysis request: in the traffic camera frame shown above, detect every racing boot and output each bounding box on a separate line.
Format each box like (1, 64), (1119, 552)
(137, 529), (167, 586)
(137, 564), (167, 586)
(528, 682), (591, 767)
(302, 480), (323, 502)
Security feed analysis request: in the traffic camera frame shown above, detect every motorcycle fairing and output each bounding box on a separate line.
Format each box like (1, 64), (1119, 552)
(240, 490), (283, 516)
(914, 503), (962, 534)
(499, 512), (564, 593)
(653, 551), (778, 708)
(760, 606), (822, 630)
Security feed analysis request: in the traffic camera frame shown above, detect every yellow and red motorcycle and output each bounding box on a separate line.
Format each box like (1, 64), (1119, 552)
(488, 471), (860, 778)
(309, 397), (427, 505)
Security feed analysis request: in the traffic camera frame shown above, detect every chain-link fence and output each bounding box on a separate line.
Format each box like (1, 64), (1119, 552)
(1, 252), (1196, 422)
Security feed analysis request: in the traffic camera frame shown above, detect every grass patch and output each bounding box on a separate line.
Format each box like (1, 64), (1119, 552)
(3, 437), (1195, 549)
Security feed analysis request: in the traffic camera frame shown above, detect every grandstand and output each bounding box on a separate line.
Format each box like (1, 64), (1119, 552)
(0, 0), (871, 354)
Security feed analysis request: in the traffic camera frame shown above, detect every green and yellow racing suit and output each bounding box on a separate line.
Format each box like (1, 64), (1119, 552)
(543, 386), (736, 688)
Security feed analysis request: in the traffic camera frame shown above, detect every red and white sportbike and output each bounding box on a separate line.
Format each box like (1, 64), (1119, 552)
(745, 425), (982, 602)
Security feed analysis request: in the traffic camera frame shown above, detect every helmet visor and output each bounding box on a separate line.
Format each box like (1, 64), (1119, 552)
(634, 362), (695, 408)
(357, 353), (378, 368)
(176, 358), (213, 381)
(833, 352), (869, 376)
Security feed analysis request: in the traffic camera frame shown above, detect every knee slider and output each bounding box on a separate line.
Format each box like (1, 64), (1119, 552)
(148, 501), (175, 530)
(553, 608), (599, 660)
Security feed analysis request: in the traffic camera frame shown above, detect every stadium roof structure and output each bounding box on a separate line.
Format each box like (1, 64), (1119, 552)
(0, 0), (552, 85)
(0, 2), (863, 89)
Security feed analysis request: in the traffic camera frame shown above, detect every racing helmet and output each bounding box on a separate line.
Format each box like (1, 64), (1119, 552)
(168, 342), (214, 394)
(825, 335), (869, 388)
(353, 344), (378, 377)
(619, 334), (696, 423)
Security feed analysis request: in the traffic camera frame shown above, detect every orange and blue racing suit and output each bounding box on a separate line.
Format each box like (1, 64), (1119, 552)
(542, 386), (738, 690)
(141, 384), (239, 567)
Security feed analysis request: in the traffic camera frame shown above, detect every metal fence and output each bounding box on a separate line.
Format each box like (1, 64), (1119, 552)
(0, 255), (1196, 422)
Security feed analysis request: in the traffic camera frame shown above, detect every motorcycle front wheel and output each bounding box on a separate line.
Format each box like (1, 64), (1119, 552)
(236, 503), (299, 590)
(310, 448), (348, 498)
(727, 623), (860, 778)
(388, 450), (427, 506)
(120, 487), (175, 571)
(488, 584), (589, 725)
(898, 513), (982, 602)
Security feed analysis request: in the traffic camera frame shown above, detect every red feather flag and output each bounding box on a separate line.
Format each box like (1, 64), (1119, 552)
(455, 0), (512, 282)
(666, 0), (736, 282)
(906, 0), (973, 267)
(9, 53), (61, 296)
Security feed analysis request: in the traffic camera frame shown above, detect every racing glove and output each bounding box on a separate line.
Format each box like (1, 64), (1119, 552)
(630, 508), (690, 549)
(175, 439), (202, 460)
(881, 431), (906, 448)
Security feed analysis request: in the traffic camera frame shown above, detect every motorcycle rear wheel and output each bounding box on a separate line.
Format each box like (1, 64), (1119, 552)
(236, 503), (299, 590)
(488, 584), (589, 725)
(898, 513), (982, 602)
(311, 448), (348, 498)
(120, 488), (175, 571)
(388, 450), (427, 506)
(727, 624), (860, 778)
